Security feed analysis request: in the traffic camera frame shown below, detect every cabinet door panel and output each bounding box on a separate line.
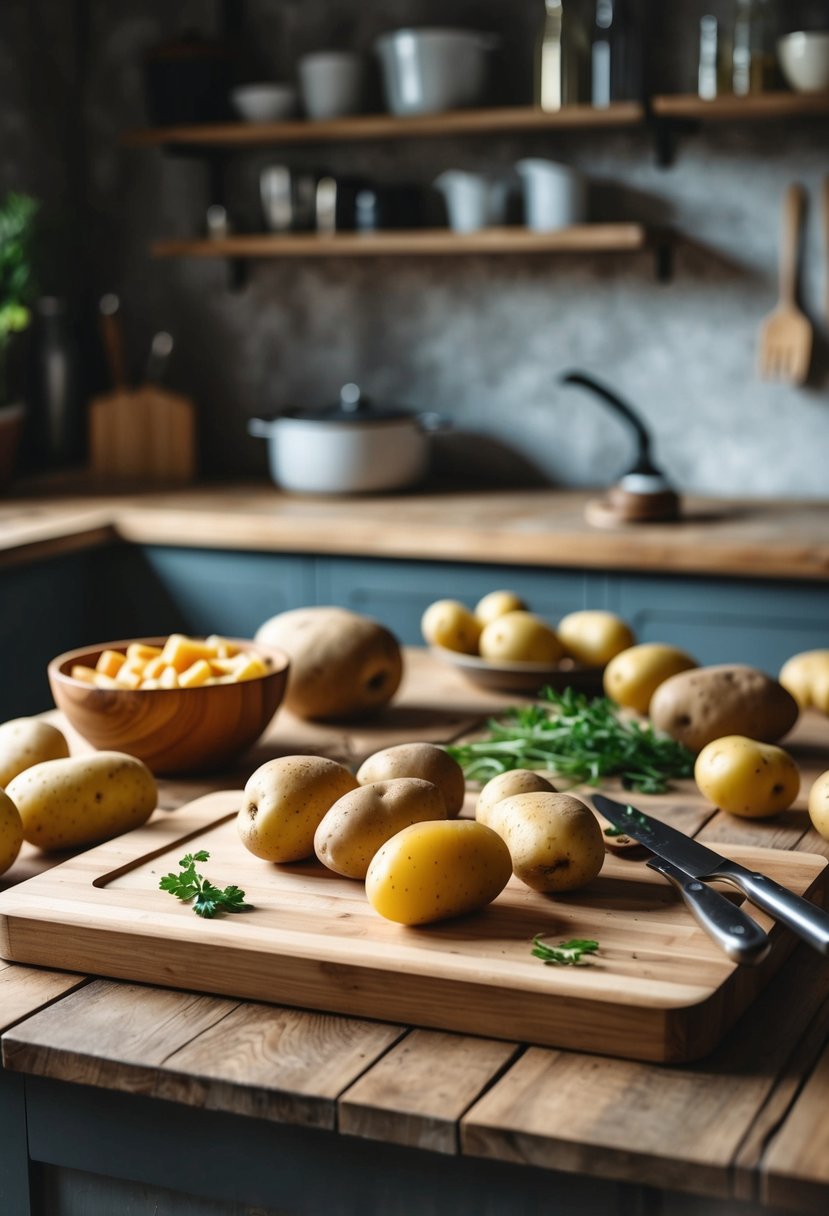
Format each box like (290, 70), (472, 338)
(318, 559), (594, 644)
(139, 548), (315, 638)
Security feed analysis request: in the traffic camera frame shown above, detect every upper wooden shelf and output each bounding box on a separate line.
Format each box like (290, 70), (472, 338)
(123, 102), (645, 149)
(151, 224), (651, 260)
(651, 90), (829, 121)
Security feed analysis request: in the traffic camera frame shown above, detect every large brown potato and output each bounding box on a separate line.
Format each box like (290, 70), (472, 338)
(255, 606), (403, 720)
(314, 777), (447, 879)
(650, 664), (799, 754)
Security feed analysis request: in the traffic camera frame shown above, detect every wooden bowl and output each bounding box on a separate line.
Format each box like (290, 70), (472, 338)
(48, 637), (290, 775)
(429, 646), (604, 695)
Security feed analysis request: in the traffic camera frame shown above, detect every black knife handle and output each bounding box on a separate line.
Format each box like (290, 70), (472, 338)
(648, 858), (771, 965)
(713, 863), (829, 957)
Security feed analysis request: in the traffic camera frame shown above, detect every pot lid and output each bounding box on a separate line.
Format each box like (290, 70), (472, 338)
(282, 383), (415, 424)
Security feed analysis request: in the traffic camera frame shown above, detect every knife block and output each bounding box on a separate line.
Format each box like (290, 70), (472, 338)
(88, 385), (196, 482)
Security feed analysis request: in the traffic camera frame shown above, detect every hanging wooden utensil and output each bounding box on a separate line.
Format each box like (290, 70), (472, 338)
(758, 183), (813, 386)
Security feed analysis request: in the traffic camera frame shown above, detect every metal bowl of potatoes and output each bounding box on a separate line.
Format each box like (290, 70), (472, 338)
(48, 635), (289, 775)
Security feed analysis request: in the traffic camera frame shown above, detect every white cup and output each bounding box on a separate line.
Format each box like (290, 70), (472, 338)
(516, 159), (587, 232)
(299, 51), (367, 120)
(433, 170), (508, 233)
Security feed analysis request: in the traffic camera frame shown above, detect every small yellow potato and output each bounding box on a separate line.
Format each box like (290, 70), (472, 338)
(0, 718), (70, 788)
(366, 819), (512, 925)
(239, 755), (358, 863)
(476, 769), (557, 829)
(486, 792), (605, 893)
(694, 735), (800, 819)
(479, 611), (564, 664)
(356, 742), (466, 817)
(474, 590), (527, 626)
(314, 778), (447, 879)
(603, 643), (697, 714)
(7, 752), (157, 851)
(808, 771), (829, 840)
(0, 787), (23, 876)
(780, 650), (829, 712)
(557, 610), (635, 667)
(651, 664), (799, 753)
(421, 599), (481, 655)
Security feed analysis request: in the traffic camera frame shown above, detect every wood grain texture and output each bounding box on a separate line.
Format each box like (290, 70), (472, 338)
(651, 90), (829, 120)
(761, 1034), (829, 1212)
(5, 982), (402, 1130)
(0, 960), (86, 1033)
(0, 791), (824, 1064)
(89, 387), (196, 483)
(3, 484), (829, 580)
(338, 1029), (519, 1154)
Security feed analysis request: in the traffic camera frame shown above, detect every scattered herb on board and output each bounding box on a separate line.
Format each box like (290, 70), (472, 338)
(447, 685), (694, 794)
(603, 823), (628, 837)
(160, 851), (252, 919)
(531, 936), (599, 966)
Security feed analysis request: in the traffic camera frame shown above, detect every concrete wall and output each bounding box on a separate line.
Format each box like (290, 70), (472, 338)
(3, 0), (829, 497)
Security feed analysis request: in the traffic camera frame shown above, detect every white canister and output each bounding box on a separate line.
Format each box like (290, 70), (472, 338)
(298, 51), (367, 119)
(516, 159), (587, 232)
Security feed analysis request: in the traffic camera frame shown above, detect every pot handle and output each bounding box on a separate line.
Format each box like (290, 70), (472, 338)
(247, 417), (275, 439)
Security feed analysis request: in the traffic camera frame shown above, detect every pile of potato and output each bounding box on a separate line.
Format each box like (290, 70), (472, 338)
(422, 591), (636, 667)
(237, 742), (604, 925)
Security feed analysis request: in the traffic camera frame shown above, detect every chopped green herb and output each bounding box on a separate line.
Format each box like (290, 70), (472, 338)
(603, 824), (628, 837)
(531, 936), (600, 966)
(160, 851), (252, 919)
(447, 686), (694, 794)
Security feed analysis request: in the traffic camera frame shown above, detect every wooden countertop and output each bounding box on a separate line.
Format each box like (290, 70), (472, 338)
(3, 650), (829, 1212)
(1, 480), (829, 581)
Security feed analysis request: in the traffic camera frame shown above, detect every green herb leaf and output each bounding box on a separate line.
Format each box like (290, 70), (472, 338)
(159, 851), (252, 918)
(447, 686), (694, 794)
(603, 824), (627, 837)
(531, 935), (599, 966)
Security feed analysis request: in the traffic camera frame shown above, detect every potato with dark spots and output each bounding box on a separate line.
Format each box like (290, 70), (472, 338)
(356, 742), (466, 817)
(314, 777), (447, 879)
(239, 755), (358, 863)
(484, 791), (605, 894)
(650, 664), (799, 754)
(694, 735), (800, 818)
(6, 752), (156, 851)
(476, 769), (557, 829)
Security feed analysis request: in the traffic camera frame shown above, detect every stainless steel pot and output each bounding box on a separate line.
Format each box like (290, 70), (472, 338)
(248, 384), (446, 495)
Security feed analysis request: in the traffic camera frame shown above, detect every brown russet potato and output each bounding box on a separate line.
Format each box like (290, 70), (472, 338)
(314, 777), (447, 879)
(255, 606), (403, 721)
(649, 664), (799, 754)
(356, 742), (466, 817)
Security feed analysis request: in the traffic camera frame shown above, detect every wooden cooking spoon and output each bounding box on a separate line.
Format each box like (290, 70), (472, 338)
(758, 183), (813, 386)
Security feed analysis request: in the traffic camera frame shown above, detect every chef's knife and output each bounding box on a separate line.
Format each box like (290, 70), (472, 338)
(593, 794), (829, 957)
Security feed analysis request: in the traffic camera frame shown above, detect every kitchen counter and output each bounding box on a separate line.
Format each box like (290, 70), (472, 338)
(2, 479), (829, 580)
(3, 650), (829, 1215)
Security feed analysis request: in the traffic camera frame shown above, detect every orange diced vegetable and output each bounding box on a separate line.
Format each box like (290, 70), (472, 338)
(71, 665), (97, 684)
(179, 659), (213, 688)
(95, 649), (126, 678)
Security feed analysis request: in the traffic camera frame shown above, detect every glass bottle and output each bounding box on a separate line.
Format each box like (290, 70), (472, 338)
(732, 0), (777, 97)
(535, 0), (590, 110)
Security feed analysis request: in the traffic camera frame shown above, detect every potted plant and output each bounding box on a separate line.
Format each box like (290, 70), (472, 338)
(0, 192), (37, 489)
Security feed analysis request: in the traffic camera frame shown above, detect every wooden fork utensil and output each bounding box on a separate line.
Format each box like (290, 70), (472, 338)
(758, 183), (813, 386)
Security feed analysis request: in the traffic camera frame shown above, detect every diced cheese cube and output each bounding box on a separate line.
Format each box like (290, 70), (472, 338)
(159, 666), (180, 688)
(231, 654), (270, 682)
(95, 649), (126, 677)
(71, 665), (97, 684)
(160, 634), (218, 673)
(126, 642), (163, 662)
(179, 659), (213, 688)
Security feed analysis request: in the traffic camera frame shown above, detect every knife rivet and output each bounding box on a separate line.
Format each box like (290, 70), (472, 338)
(689, 882), (703, 891)
(731, 925), (746, 934)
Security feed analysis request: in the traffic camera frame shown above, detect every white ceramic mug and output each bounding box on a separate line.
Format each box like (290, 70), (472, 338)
(516, 159), (587, 231)
(433, 170), (508, 233)
(299, 51), (367, 119)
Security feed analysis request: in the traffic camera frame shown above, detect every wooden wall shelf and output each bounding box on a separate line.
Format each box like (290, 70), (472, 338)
(651, 91), (829, 121)
(124, 103), (645, 149)
(151, 224), (651, 260)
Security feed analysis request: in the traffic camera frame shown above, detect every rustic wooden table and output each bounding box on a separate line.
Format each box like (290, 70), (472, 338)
(2, 651), (829, 1216)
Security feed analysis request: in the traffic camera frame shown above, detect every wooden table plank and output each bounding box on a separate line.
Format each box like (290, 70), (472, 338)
(338, 1029), (519, 1154)
(0, 960), (86, 1033)
(761, 1036), (829, 1213)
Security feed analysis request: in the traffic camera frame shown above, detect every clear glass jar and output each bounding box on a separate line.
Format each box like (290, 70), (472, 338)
(732, 0), (777, 96)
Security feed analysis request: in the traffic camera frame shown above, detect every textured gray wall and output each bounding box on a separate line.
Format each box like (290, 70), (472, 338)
(3, 0), (829, 496)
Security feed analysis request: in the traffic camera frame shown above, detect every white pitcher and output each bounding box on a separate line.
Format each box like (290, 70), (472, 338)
(433, 170), (508, 233)
(516, 159), (587, 231)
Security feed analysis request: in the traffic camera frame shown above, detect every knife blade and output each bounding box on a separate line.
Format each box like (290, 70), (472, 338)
(593, 793), (829, 957)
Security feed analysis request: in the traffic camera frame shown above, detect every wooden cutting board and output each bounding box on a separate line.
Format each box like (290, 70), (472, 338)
(1, 791), (825, 1063)
(88, 385), (195, 482)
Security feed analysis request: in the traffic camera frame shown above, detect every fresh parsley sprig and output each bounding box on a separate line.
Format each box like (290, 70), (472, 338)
(160, 851), (252, 919)
(448, 685), (694, 794)
(531, 935), (599, 966)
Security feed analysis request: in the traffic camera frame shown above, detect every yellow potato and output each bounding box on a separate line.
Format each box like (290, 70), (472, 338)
(603, 643), (697, 714)
(365, 819), (512, 925)
(780, 650), (829, 712)
(557, 610), (635, 667)
(314, 778), (447, 879)
(0, 718), (70, 788)
(808, 770), (829, 840)
(7, 752), (157, 851)
(421, 599), (481, 655)
(476, 769), (557, 829)
(478, 611), (564, 664)
(238, 755), (358, 863)
(356, 742), (466, 817)
(694, 735), (800, 819)
(474, 590), (527, 626)
(0, 787), (23, 876)
(485, 791), (605, 893)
